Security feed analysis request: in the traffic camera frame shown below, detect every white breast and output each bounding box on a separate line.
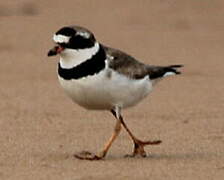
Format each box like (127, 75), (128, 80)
(58, 67), (153, 110)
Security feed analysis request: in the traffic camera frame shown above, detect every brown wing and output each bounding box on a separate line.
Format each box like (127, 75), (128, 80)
(103, 45), (183, 80)
(103, 45), (150, 79)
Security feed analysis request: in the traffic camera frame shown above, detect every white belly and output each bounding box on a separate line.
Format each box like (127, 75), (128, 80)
(58, 68), (153, 110)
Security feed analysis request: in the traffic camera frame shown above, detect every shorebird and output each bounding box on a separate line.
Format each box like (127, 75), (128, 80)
(47, 25), (182, 160)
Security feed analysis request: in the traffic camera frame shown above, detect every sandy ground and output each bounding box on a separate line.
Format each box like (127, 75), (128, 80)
(1, 0), (224, 179)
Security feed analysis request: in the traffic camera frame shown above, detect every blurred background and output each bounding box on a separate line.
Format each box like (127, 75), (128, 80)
(1, 0), (224, 179)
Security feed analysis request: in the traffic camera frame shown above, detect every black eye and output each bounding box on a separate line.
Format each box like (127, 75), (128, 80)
(68, 35), (95, 49)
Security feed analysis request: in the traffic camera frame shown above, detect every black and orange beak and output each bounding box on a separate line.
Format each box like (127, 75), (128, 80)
(47, 45), (65, 56)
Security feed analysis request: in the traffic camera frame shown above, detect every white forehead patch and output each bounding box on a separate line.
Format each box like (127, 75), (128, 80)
(76, 31), (90, 39)
(53, 34), (70, 43)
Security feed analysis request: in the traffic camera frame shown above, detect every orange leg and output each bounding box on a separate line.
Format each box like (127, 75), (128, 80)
(111, 109), (161, 157)
(74, 118), (121, 160)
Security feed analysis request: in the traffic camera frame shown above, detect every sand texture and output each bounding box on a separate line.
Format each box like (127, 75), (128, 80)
(1, 0), (224, 179)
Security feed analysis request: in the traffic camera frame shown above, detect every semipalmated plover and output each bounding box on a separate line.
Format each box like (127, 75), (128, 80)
(48, 26), (183, 160)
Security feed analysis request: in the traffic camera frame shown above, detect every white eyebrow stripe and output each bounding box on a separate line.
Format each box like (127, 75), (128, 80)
(53, 34), (70, 43)
(76, 31), (90, 39)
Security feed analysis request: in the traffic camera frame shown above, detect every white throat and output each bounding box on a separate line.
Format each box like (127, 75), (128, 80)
(59, 42), (100, 69)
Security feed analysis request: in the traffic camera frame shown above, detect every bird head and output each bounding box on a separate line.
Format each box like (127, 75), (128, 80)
(47, 26), (97, 57)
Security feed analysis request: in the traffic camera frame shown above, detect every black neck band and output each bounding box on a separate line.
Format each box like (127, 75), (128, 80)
(58, 45), (106, 80)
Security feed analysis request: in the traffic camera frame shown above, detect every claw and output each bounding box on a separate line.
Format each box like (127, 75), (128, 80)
(126, 139), (162, 158)
(136, 139), (162, 145)
(74, 151), (103, 160)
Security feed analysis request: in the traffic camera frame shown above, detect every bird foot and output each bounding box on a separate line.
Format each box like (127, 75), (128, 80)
(74, 151), (104, 160)
(125, 139), (162, 158)
(136, 139), (162, 146)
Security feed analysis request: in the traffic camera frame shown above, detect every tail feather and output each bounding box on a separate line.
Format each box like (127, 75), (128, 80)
(148, 64), (183, 80)
(164, 65), (183, 76)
